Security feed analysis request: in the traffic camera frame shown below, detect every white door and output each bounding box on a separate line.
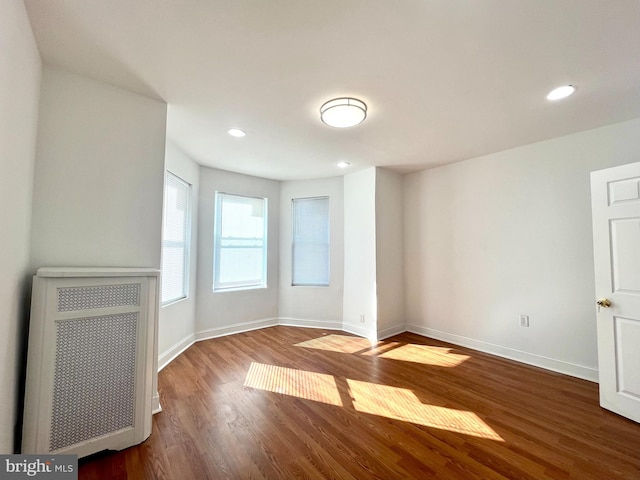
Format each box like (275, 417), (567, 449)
(591, 162), (640, 423)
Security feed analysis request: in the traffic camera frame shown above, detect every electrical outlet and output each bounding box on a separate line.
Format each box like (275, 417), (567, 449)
(519, 314), (529, 327)
(359, 314), (365, 323)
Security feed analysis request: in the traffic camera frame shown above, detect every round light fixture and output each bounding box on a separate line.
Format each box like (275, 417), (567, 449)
(228, 128), (246, 137)
(337, 161), (351, 169)
(320, 97), (367, 128)
(546, 85), (575, 101)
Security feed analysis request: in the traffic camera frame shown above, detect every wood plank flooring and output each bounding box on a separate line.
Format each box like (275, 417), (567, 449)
(79, 326), (640, 479)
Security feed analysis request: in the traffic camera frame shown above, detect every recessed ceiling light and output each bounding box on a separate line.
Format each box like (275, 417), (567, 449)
(320, 98), (367, 128)
(546, 85), (576, 101)
(228, 128), (246, 137)
(337, 161), (351, 168)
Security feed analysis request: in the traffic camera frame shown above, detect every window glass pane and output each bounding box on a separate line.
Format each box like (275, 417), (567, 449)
(292, 197), (330, 286)
(162, 172), (190, 304)
(214, 192), (267, 291)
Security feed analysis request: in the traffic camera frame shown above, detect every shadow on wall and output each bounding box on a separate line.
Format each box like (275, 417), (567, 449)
(13, 273), (34, 453)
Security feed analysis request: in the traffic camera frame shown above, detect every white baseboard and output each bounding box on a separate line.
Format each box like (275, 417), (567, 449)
(157, 318), (598, 384)
(405, 323), (598, 382)
(194, 317), (279, 342)
(159, 317), (341, 370)
(158, 333), (196, 371)
(152, 391), (162, 414)
(377, 323), (407, 341)
(278, 317), (343, 330)
(342, 322), (377, 342)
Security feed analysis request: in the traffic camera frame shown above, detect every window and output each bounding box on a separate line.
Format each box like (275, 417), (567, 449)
(214, 192), (267, 291)
(292, 196), (330, 286)
(162, 172), (191, 305)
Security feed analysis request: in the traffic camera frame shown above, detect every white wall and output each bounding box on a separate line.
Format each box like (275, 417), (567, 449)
(0, 0), (41, 454)
(30, 67), (167, 270)
(195, 167), (280, 338)
(279, 177), (344, 327)
(404, 117), (640, 381)
(375, 168), (405, 339)
(343, 168), (377, 340)
(158, 142), (199, 368)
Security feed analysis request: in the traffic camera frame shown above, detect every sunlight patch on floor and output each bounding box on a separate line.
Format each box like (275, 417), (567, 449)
(244, 362), (503, 442)
(244, 362), (343, 406)
(347, 380), (503, 441)
(376, 344), (470, 367)
(360, 341), (404, 356)
(296, 335), (470, 367)
(295, 334), (374, 354)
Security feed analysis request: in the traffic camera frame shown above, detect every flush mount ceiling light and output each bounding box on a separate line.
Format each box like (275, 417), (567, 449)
(546, 85), (576, 101)
(337, 161), (351, 168)
(320, 97), (367, 128)
(228, 128), (246, 137)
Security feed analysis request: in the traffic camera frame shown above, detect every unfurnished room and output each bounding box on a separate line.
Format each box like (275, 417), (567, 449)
(2, 1), (640, 479)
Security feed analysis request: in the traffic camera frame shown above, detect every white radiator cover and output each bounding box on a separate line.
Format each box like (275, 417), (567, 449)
(22, 267), (160, 458)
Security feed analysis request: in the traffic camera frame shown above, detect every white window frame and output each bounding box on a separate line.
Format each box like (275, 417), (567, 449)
(213, 192), (268, 292)
(161, 171), (191, 306)
(291, 196), (330, 287)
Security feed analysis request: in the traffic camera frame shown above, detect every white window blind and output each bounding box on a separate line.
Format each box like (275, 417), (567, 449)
(214, 192), (267, 291)
(162, 172), (190, 305)
(292, 197), (330, 286)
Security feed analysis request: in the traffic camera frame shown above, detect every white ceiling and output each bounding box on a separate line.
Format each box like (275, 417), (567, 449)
(24, 0), (640, 180)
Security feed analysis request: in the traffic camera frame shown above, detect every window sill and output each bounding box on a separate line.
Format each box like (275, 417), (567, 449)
(162, 296), (188, 308)
(213, 285), (267, 293)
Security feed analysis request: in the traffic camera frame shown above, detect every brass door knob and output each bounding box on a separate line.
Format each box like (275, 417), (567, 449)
(596, 298), (612, 308)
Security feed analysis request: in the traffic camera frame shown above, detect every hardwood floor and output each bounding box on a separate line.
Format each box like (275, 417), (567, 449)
(79, 326), (640, 479)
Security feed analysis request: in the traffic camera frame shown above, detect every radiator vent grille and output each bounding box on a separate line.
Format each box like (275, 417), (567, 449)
(57, 284), (140, 312)
(50, 313), (138, 451)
